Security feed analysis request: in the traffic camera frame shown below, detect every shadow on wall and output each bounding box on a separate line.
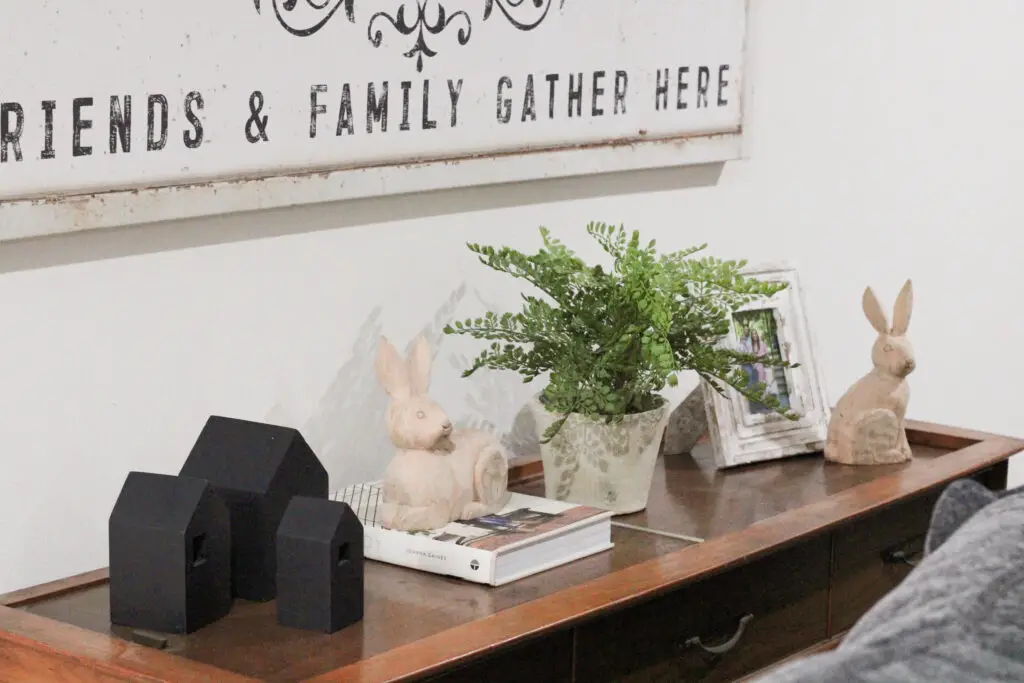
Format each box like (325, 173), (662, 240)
(0, 162), (724, 273)
(446, 287), (540, 460)
(268, 281), (540, 489)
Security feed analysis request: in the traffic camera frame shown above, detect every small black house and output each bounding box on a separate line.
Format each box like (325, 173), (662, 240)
(178, 416), (329, 602)
(276, 496), (364, 634)
(108, 471), (232, 634)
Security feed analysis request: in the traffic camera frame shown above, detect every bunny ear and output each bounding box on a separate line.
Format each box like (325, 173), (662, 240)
(891, 279), (913, 335)
(406, 335), (432, 396)
(375, 336), (411, 399)
(862, 287), (890, 335)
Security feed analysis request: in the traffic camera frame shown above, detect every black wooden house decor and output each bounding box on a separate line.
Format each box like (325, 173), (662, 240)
(275, 496), (365, 634)
(178, 415), (329, 602)
(108, 471), (233, 634)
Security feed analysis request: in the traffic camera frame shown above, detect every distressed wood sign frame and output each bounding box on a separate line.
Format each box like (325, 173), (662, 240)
(0, 1), (753, 242)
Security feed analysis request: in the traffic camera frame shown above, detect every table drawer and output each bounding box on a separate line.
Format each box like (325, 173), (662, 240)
(420, 629), (573, 683)
(574, 537), (830, 683)
(829, 466), (1004, 635)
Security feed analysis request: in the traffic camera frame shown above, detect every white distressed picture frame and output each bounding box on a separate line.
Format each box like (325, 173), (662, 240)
(700, 263), (830, 469)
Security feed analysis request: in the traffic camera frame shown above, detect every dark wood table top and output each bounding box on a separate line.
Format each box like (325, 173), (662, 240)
(2, 420), (1020, 682)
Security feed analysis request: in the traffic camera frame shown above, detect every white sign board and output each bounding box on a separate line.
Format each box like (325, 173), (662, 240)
(0, 1), (748, 239)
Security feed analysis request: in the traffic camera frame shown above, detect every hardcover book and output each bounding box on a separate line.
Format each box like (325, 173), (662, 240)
(334, 482), (613, 586)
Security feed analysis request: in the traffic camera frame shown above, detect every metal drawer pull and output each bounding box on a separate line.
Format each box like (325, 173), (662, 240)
(685, 613), (754, 655)
(881, 548), (919, 567)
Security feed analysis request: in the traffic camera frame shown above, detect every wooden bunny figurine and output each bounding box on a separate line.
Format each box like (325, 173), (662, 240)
(374, 335), (510, 531)
(825, 280), (916, 466)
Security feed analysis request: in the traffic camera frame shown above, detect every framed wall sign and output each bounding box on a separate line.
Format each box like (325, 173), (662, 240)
(700, 263), (831, 469)
(0, 0), (750, 240)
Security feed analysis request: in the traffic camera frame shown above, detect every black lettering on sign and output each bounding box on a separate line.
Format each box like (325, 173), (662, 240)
(614, 70), (628, 114)
(567, 72), (583, 118)
(662, 65), (731, 111)
(184, 91), (205, 148)
(148, 94), (169, 151)
(655, 68), (669, 111)
(718, 65), (730, 106)
(677, 67), (689, 110)
(696, 66), (710, 108)
(400, 81), (413, 131)
(1, 102), (25, 163)
(72, 97), (93, 157)
(244, 90), (267, 143)
(336, 84), (354, 135)
(41, 101), (56, 160)
(501, 72), (625, 123)
(545, 74), (558, 119)
(109, 95), (132, 154)
(447, 78), (462, 127)
(421, 79), (437, 130)
(310, 84), (328, 138)
(367, 82), (388, 133)
(521, 74), (536, 122)
(591, 71), (606, 117)
(496, 76), (512, 124)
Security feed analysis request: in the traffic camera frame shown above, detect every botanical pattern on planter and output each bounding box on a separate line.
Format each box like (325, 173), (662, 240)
(546, 405), (667, 504)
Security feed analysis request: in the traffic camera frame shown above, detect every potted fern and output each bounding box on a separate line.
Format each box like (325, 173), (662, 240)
(444, 223), (797, 514)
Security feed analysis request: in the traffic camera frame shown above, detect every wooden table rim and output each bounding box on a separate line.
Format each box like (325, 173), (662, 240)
(1, 419), (1020, 683)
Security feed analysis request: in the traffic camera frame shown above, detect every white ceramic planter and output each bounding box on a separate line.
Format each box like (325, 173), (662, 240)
(531, 395), (670, 515)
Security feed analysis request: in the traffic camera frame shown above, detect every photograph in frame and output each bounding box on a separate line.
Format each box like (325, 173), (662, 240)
(699, 263), (830, 469)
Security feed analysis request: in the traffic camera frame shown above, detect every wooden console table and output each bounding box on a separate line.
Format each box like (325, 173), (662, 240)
(1, 420), (1020, 682)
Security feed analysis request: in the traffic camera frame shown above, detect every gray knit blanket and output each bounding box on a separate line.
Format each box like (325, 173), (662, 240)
(753, 479), (1024, 683)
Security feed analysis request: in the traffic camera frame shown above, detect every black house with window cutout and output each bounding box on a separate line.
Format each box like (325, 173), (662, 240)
(108, 471), (232, 634)
(178, 415), (329, 602)
(276, 496), (364, 634)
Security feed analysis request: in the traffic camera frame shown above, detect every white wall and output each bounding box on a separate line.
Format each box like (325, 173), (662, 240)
(2, 0), (1022, 594)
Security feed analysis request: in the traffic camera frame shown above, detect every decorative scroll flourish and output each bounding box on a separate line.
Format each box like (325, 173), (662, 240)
(253, 0), (356, 38)
(482, 0), (565, 31)
(369, 2), (472, 73)
(254, 0), (566, 71)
